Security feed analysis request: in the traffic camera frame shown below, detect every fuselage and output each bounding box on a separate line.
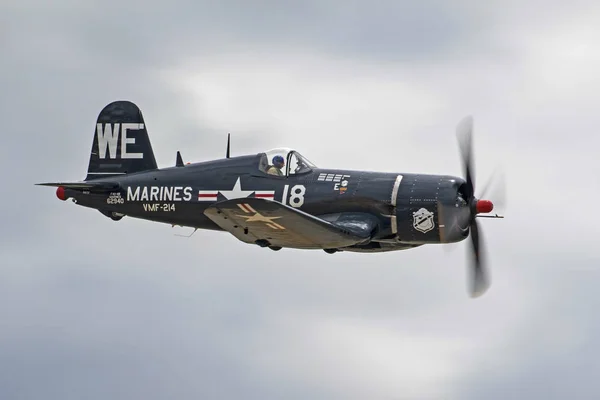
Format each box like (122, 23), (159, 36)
(63, 152), (471, 251)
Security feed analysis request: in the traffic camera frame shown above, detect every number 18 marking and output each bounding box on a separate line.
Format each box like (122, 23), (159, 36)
(281, 184), (305, 208)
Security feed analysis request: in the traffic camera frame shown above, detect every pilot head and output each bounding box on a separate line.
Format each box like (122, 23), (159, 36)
(272, 155), (285, 169)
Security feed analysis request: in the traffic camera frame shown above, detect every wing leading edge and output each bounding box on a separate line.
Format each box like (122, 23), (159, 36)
(204, 198), (374, 249)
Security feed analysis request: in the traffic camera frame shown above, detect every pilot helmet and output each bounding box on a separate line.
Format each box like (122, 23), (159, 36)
(272, 155), (285, 168)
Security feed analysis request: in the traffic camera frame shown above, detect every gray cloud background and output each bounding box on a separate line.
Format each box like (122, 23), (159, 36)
(2, 0), (599, 399)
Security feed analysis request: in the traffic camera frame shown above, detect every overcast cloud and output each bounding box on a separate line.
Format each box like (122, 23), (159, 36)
(1, 0), (599, 399)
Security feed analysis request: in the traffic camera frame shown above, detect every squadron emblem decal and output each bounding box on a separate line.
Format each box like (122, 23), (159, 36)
(317, 172), (351, 193)
(413, 208), (435, 233)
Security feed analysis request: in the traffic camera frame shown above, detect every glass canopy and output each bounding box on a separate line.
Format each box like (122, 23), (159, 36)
(258, 147), (317, 177)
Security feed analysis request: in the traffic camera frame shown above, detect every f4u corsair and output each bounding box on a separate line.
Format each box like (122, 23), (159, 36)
(38, 101), (504, 297)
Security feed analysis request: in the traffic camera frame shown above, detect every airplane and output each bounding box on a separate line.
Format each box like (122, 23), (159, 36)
(37, 100), (504, 298)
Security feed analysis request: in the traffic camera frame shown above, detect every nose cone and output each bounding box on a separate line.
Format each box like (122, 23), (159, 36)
(476, 199), (493, 214)
(56, 186), (67, 201)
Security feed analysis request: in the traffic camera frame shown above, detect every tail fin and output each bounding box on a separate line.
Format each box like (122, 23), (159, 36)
(86, 100), (158, 180)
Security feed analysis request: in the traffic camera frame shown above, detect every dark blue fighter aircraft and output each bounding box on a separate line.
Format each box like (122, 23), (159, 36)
(38, 101), (504, 297)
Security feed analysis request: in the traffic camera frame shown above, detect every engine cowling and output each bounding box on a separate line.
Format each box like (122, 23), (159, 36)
(393, 174), (471, 244)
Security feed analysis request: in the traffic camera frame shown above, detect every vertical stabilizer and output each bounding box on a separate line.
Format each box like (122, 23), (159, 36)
(86, 100), (157, 180)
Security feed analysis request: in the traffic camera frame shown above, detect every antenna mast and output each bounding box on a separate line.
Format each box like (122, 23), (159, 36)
(226, 133), (231, 158)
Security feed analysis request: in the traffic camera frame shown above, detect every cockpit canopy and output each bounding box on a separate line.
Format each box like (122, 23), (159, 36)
(258, 148), (317, 177)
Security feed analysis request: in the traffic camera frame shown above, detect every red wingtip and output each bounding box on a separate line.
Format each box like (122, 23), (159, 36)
(476, 199), (494, 214)
(56, 186), (67, 201)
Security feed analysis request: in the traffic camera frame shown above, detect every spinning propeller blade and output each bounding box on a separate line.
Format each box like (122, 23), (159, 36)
(456, 116), (475, 199)
(455, 116), (502, 298)
(468, 218), (489, 297)
(479, 167), (507, 213)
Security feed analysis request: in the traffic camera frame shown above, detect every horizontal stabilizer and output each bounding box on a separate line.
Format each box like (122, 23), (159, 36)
(36, 181), (120, 192)
(204, 198), (372, 249)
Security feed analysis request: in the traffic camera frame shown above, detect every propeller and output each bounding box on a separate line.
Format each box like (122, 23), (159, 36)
(479, 167), (507, 214)
(455, 116), (498, 298)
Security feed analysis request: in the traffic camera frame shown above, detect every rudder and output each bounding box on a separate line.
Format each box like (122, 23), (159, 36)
(86, 100), (158, 180)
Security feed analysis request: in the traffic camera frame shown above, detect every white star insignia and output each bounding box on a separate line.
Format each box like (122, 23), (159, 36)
(219, 177), (254, 200)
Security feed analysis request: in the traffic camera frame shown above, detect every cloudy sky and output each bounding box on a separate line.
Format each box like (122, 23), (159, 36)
(2, 0), (599, 398)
